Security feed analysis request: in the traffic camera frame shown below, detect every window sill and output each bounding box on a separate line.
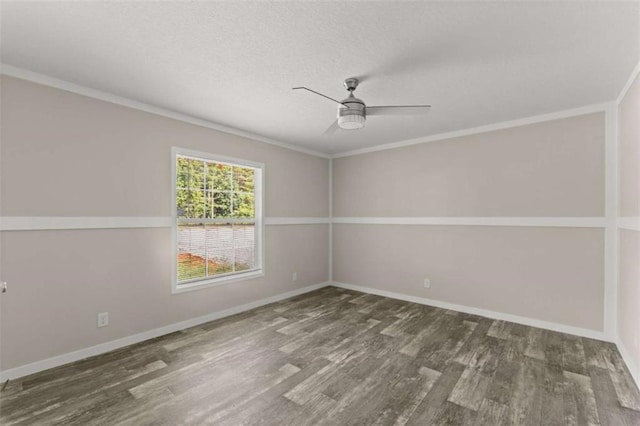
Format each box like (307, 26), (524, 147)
(172, 269), (264, 294)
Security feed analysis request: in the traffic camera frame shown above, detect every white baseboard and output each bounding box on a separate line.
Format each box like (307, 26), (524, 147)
(1, 281), (622, 382)
(331, 282), (610, 342)
(617, 338), (640, 391)
(0, 282), (331, 381)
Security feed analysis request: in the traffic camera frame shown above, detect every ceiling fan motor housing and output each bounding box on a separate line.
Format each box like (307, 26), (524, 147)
(337, 96), (366, 129)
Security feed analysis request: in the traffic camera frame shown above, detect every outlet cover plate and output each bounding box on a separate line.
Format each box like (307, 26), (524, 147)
(97, 312), (109, 328)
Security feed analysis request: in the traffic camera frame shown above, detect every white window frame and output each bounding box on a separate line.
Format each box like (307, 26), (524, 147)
(171, 147), (264, 293)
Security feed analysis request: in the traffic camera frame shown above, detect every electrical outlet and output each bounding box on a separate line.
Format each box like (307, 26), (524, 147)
(97, 312), (109, 328)
(423, 278), (431, 289)
(292, 272), (298, 282)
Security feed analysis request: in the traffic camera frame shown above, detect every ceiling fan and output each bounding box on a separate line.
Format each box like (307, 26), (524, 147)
(293, 78), (431, 134)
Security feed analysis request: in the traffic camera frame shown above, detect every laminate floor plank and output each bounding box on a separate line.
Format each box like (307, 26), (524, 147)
(544, 330), (565, 369)
(505, 356), (545, 425)
(1, 286), (638, 425)
(399, 313), (452, 357)
(563, 370), (601, 426)
(563, 334), (588, 375)
(476, 398), (509, 426)
(453, 320), (502, 370)
(601, 344), (640, 411)
(417, 319), (477, 371)
(369, 366), (441, 426)
(449, 329), (504, 411)
(487, 320), (514, 340)
(214, 357), (332, 426)
(583, 337), (612, 369)
(484, 356), (522, 406)
(318, 358), (418, 426)
(380, 304), (437, 337)
(357, 296), (409, 318)
(589, 365), (640, 426)
(405, 361), (467, 425)
(284, 331), (395, 406)
(540, 364), (566, 426)
(430, 401), (478, 425)
(448, 367), (493, 411)
(525, 328), (547, 361)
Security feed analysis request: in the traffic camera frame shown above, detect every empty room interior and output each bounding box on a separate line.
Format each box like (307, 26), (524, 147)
(1, 2), (640, 425)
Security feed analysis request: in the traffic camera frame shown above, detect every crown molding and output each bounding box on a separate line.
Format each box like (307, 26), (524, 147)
(0, 64), (330, 159)
(616, 59), (640, 105)
(3, 64), (623, 162)
(332, 102), (611, 158)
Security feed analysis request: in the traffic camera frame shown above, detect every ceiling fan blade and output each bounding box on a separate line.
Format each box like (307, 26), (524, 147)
(323, 119), (340, 135)
(366, 105), (431, 116)
(293, 87), (349, 107)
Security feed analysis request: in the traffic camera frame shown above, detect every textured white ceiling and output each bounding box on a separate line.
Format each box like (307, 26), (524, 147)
(2, 1), (639, 155)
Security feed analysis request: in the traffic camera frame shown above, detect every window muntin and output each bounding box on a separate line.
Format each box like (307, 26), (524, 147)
(173, 149), (263, 291)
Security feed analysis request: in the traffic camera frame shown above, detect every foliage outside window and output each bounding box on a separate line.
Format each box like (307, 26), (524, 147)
(173, 149), (263, 291)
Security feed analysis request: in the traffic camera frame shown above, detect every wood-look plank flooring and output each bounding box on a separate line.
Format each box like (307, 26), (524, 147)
(2, 286), (639, 425)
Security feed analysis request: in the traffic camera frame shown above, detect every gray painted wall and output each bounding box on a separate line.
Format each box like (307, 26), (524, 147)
(332, 112), (606, 332)
(0, 76), (330, 370)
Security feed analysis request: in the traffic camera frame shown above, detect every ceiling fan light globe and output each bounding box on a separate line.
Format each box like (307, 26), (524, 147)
(338, 114), (365, 130)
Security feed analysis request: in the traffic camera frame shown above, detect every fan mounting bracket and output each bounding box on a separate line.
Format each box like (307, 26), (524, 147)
(344, 78), (359, 92)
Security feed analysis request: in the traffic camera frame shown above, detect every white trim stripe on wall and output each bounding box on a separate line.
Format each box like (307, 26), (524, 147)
(603, 102), (618, 340)
(332, 217), (606, 228)
(1, 216), (607, 231)
(618, 217), (640, 232)
(0, 217), (330, 231)
(265, 217), (330, 225)
(329, 158), (334, 282)
(0, 216), (173, 231)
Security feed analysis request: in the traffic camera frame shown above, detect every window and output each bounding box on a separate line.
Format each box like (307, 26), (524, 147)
(172, 148), (264, 292)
